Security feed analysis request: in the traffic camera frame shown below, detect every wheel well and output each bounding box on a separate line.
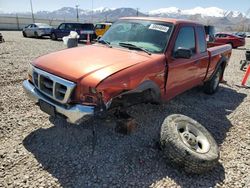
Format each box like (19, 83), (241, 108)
(108, 81), (161, 109)
(220, 61), (227, 80)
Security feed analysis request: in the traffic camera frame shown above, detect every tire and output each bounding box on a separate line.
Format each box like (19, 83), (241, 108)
(203, 66), (222, 94)
(22, 31), (27, 37)
(51, 33), (57, 40)
(160, 114), (219, 174)
(34, 32), (39, 39)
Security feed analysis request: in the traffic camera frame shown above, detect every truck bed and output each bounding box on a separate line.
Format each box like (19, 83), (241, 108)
(205, 44), (232, 81)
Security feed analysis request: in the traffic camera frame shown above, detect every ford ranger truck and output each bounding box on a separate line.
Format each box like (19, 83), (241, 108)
(23, 17), (232, 124)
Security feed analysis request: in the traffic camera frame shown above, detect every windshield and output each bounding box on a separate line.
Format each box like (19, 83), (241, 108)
(101, 19), (173, 53)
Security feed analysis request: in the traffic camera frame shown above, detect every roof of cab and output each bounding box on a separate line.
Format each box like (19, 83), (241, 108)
(120, 17), (202, 25)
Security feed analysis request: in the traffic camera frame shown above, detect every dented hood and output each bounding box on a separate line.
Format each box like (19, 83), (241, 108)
(32, 45), (151, 84)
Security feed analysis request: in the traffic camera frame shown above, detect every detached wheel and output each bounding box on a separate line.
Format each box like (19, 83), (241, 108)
(203, 66), (222, 94)
(160, 114), (219, 174)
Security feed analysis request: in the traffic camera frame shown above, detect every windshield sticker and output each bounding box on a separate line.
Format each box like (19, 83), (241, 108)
(149, 24), (169, 33)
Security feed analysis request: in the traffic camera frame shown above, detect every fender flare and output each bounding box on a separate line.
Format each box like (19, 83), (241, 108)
(120, 80), (161, 101)
(207, 55), (228, 81)
(106, 80), (161, 109)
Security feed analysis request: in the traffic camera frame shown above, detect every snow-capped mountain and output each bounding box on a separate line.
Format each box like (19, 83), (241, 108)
(148, 7), (244, 18)
(0, 6), (248, 32)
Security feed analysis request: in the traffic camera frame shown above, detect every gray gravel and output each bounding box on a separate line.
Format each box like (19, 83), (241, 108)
(0, 31), (249, 188)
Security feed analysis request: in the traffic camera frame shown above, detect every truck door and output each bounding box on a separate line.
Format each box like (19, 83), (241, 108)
(165, 26), (201, 99)
(57, 23), (66, 38)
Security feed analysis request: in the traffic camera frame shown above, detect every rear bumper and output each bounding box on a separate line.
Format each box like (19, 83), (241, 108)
(22, 80), (94, 124)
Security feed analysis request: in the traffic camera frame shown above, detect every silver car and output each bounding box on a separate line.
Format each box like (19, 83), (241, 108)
(22, 23), (52, 38)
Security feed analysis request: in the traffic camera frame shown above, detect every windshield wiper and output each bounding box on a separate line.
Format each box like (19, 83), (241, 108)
(119, 42), (152, 55)
(98, 39), (112, 48)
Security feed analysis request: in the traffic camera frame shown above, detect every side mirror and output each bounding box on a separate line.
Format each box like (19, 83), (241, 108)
(174, 48), (192, 59)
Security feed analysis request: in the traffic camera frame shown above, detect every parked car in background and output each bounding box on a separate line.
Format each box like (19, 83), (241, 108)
(234, 32), (246, 38)
(95, 22), (112, 37)
(245, 32), (250, 38)
(50, 23), (96, 41)
(214, 32), (245, 48)
(22, 23), (52, 38)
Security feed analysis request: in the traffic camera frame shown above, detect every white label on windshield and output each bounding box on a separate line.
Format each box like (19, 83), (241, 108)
(149, 24), (169, 33)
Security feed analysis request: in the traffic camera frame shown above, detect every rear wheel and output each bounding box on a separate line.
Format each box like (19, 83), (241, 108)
(160, 114), (219, 174)
(203, 66), (222, 94)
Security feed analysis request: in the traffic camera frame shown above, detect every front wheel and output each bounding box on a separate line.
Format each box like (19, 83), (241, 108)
(50, 33), (57, 40)
(22, 31), (27, 37)
(34, 32), (39, 39)
(160, 114), (219, 174)
(203, 67), (222, 94)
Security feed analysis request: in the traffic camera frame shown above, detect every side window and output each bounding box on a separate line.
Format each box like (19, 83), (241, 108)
(196, 26), (206, 53)
(66, 24), (74, 30)
(174, 26), (196, 54)
(58, 24), (65, 30)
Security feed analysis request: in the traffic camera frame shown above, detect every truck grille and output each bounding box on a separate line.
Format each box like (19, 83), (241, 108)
(32, 67), (76, 104)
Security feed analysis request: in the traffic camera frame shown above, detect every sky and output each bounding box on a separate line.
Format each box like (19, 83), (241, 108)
(0, 0), (250, 14)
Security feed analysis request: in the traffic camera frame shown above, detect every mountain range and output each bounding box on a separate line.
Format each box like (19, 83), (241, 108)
(1, 7), (249, 31)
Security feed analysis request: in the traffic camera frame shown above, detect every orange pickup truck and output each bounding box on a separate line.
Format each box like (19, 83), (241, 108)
(23, 17), (232, 124)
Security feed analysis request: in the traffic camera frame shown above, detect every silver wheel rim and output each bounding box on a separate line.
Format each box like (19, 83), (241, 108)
(176, 121), (210, 154)
(213, 71), (220, 90)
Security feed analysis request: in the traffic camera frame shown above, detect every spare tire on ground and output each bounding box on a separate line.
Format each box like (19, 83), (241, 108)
(160, 114), (219, 174)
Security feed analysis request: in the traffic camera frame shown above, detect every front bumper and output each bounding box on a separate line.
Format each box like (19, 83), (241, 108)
(22, 80), (94, 124)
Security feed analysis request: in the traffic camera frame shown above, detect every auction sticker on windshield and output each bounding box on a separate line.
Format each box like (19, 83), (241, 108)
(149, 24), (169, 33)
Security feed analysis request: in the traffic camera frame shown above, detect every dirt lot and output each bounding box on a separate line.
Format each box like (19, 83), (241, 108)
(0, 31), (249, 188)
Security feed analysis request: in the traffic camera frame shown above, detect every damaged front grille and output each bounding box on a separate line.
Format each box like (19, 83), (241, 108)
(32, 67), (76, 104)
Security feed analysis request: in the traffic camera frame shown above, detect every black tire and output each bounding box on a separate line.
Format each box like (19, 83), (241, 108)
(50, 33), (57, 40)
(160, 114), (219, 174)
(22, 31), (27, 37)
(203, 66), (222, 94)
(34, 32), (39, 38)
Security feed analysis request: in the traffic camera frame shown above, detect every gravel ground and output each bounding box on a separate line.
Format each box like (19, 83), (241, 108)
(0, 31), (249, 188)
